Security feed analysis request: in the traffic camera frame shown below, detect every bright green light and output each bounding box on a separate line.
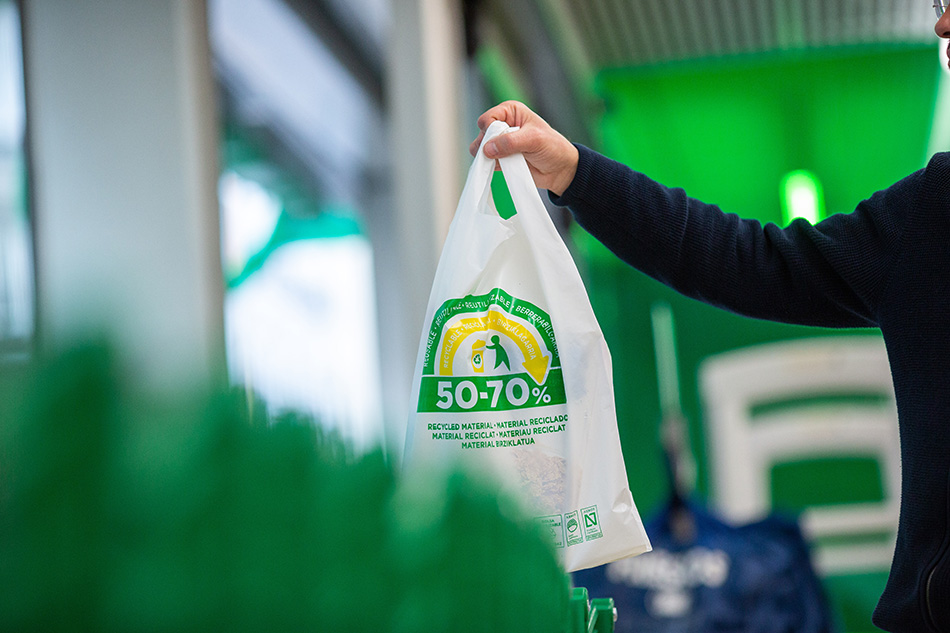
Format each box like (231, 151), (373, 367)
(781, 169), (825, 226)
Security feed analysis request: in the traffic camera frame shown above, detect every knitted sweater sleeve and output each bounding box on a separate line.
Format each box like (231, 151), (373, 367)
(552, 145), (922, 328)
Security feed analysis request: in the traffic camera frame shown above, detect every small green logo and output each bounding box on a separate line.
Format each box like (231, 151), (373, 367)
(581, 505), (603, 541)
(538, 514), (565, 549)
(565, 510), (583, 547)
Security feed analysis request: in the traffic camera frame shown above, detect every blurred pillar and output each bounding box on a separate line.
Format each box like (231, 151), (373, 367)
(379, 0), (467, 460)
(20, 0), (225, 393)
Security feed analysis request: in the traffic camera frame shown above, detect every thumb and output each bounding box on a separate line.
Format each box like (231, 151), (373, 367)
(483, 131), (518, 159)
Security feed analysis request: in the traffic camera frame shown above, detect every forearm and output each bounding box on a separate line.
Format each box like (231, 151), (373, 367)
(553, 145), (904, 328)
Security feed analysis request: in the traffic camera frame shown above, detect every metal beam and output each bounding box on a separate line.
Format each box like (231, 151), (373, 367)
(282, 0), (385, 107)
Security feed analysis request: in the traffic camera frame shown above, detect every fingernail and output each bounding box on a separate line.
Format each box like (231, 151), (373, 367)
(483, 141), (497, 158)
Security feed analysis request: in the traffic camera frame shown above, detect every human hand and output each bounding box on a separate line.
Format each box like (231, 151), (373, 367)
(469, 101), (579, 196)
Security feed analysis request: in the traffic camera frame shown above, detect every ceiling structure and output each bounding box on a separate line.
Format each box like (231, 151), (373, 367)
(484, 0), (940, 144)
(547, 0), (936, 69)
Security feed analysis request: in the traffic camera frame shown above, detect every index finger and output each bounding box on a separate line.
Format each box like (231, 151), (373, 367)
(476, 101), (525, 132)
(469, 108), (506, 156)
(471, 101), (531, 156)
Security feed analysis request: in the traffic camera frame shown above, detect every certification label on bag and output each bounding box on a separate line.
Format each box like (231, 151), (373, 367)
(417, 288), (566, 413)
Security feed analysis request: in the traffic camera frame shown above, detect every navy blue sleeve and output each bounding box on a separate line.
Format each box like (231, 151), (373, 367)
(551, 145), (921, 328)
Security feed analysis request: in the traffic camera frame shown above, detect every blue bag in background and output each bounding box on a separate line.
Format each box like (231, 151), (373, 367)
(573, 501), (835, 633)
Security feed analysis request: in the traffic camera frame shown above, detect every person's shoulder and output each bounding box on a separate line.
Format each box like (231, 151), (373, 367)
(926, 151), (950, 170)
(887, 152), (949, 194)
(916, 152), (950, 206)
(922, 152), (950, 189)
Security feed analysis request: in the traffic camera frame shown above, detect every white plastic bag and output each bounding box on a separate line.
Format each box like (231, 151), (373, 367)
(405, 121), (651, 571)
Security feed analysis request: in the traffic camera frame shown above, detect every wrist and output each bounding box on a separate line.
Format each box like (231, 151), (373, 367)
(549, 145), (579, 197)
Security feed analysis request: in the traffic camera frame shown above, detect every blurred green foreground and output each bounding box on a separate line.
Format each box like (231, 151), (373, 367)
(0, 343), (571, 632)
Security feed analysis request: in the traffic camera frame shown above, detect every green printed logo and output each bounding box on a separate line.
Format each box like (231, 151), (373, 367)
(565, 510), (584, 547)
(417, 288), (566, 413)
(581, 506), (603, 541)
(539, 514), (566, 549)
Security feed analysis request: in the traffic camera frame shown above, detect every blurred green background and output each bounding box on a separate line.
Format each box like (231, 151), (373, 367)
(578, 44), (939, 632)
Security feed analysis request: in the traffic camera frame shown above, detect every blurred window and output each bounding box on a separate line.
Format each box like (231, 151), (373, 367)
(0, 0), (34, 362)
(210, 0), (387, 449)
